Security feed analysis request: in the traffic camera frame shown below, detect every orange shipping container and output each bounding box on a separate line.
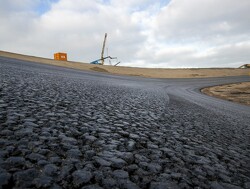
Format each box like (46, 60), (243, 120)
(54, 52), (67, 61)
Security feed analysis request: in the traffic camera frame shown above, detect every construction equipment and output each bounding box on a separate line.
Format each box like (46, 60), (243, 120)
(90, 33), (120, 66)
(91, 56), (117, 64)
(54, 52), (67, 61)
(101, 33), (107, 65)
(239, 64), (250, 68)
(114, 61), (121, 66)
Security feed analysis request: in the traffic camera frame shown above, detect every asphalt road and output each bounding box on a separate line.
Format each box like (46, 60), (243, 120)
(0, 56), (250, 189)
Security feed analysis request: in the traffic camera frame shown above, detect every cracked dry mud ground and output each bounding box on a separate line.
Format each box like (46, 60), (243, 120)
(0, 57), (250, 189)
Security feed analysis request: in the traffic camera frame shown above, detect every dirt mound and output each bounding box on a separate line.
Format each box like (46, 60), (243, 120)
(202, 82), (250, 106)
(90, 67), (109, 73)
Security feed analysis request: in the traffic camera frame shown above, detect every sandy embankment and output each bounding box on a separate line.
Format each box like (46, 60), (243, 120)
(1, 50), (250, 78)
(202, 82), (250, 106)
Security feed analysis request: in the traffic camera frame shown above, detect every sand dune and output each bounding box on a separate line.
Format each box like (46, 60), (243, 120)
(0, 50), (249, 78)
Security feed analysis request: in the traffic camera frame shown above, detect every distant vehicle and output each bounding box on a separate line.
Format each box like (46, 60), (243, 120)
(239, 64), (250, 68)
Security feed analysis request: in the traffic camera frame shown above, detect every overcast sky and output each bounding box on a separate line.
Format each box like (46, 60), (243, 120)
(1, 0), (250, 68)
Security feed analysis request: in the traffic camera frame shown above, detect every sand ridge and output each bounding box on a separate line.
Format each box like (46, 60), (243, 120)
(1, 50), (250, 78)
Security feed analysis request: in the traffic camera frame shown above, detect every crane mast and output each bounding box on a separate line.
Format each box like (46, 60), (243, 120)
(101, 33), (107, 65)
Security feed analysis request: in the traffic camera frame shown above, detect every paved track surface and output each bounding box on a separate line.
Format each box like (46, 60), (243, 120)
(0, 56), (250, 189)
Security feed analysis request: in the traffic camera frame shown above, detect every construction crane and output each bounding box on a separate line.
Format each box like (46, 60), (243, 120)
(90, 33), (120, 66)
(101, 33), (107, 65)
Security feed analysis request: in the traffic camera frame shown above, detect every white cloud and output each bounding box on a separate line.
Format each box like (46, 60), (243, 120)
(0, 0), (250, 68)
(155, 0), (250, 39)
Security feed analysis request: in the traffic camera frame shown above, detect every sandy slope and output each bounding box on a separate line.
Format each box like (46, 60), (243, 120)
(1, 50), (250, 78)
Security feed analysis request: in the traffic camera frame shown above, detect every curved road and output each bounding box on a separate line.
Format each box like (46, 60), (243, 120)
(0, 56), (250, 189)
